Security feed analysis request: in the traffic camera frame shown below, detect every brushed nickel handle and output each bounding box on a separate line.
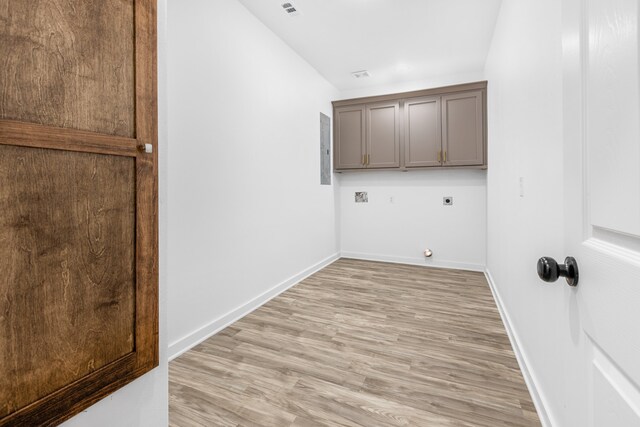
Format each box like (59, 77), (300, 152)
(138, 143), (153, 154)
(437, 150), (441, 162)
(443, 150), (447, 163)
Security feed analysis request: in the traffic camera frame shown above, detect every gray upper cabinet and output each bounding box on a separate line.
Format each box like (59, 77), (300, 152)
(334, 105), (366, 169)
(442, 91), (484, 166)
(333, 81), (486, 171)
(367, 102), (400, 168)
(404, 96), (442, 168)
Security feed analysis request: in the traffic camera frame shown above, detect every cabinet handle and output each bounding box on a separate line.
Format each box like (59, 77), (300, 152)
(438, 150), (442, 163)
(363, 154), (366, 165)
(366, 154), (370, 165)
(444, 151), (447, 163)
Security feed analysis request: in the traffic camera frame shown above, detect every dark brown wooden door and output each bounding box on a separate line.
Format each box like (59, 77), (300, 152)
(0, 1), (158, 425)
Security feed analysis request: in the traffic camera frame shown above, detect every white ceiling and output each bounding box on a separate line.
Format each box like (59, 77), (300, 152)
(236, 0), (503, 91)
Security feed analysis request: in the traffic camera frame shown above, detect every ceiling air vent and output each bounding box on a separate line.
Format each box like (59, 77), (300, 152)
(281, 2), (300, 16)
(351, 70), (371, 79)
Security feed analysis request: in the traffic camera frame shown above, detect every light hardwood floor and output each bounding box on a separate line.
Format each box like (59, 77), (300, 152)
(169, 259), (540, 426)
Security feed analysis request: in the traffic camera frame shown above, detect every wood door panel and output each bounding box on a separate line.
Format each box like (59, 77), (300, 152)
(442, 91), (484, 166)
(0, 0), (157, 424)
(335, 106), (365, 169)
(0, 0), (136, 137)
(0, 145), (136, 418)
(404, 97), (442, 168)
(367, 102), (399, 168)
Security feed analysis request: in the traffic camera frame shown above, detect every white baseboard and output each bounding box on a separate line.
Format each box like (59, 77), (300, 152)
(168, 252), (340, 361)
(340, 251), (485, 272)
(484, 268), (554, 427)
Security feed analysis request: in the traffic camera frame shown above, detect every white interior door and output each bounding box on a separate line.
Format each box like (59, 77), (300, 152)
(563, 0), (640, 425)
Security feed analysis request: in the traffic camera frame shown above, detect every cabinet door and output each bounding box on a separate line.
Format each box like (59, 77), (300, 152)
(442, 91), (484, 166)
(0, 0), (157, 425)
(367, 102), (400, 168)
(404, 96), (442, 167)
(334, 105), (366, 169)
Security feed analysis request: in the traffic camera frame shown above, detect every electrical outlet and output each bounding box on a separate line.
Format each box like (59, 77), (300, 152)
(443, 196), (453, 206)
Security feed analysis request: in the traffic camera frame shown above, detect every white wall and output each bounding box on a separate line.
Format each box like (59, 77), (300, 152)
(340, 169), (486, 271)
(337, 74), (488, 272)
(484, 1), (575, 426)
(62, 0), (170, 425)
(166, 0), (341, 359)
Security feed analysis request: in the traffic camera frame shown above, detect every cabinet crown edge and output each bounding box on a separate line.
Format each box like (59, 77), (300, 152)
(332, 81), (487, 108)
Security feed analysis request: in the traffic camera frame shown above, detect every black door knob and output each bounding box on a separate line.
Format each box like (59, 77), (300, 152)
(537, 256), (579, 287)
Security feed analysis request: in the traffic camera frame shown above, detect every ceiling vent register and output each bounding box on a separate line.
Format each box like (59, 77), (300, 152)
(281, 2), (300, 16)
(351, 70), (371, 79)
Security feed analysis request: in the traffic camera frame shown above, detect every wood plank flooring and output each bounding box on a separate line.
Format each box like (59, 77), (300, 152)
(169, 259), (540, 426)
